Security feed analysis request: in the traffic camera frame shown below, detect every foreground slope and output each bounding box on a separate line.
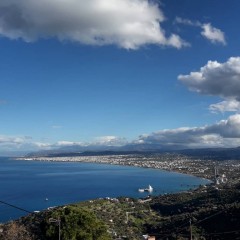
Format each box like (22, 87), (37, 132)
(0, 183), (239, 240)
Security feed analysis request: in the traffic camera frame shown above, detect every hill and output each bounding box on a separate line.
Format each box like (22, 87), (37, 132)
(26, 146), (240, 161)
(1, 184), (240, 240)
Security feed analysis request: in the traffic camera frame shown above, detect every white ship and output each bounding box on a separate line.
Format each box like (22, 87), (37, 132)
(138, 185), (153, 192)
(148, 185), (153, 192)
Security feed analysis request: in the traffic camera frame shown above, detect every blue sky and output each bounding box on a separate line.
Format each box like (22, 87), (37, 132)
(1, 0), (240, 154)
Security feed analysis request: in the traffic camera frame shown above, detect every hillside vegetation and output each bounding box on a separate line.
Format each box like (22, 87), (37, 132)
(0, 183), (240, 239)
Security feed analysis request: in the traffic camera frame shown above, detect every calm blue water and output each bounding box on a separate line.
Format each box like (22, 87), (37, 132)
(0, 157), (210, 222)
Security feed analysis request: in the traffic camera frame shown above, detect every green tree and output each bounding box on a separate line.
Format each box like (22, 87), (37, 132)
(44, 206), (111, 240)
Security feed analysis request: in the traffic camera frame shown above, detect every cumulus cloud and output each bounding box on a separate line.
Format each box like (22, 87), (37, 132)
(29, 141), (85, 150)
(0, 135), (32, 152)
(34, 142), (53, 148)
(179, 57), (240, 99)
(0, 0), (187, 49)
(201, 23), (226, 45)
(95, 136), (127, 146)
(209, 100), (240, 113)
(32, 136), (127, 151)
(175, 17), (200, 27)
(56, 141), (85, 147)
(137, 114), (240, 148)
(0, 136), (25, 145)
(3, 116), (240, 152)
(207, 114), (240, 138)
(175, 17), (226, 45)
(179, 57), (240, 113)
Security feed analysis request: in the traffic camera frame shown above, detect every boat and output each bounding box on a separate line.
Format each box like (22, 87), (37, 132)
(147, 185), (153, 192)
(138, 185), (153, 193)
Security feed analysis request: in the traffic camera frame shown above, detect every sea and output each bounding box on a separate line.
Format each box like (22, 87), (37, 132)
(0, 157), (210, 223)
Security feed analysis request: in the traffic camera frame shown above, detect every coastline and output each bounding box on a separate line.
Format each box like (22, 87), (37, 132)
(16, 154), (214, 183)
(1, 156), (239, 240)
(0, 156), (212, 224)
(9, 151), (240, 196)
(2, 155), (239, 239)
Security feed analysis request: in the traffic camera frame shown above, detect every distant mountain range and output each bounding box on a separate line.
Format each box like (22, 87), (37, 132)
(26, 144), (240, 160)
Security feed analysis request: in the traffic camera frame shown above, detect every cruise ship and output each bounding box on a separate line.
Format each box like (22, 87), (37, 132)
(138, 185), (153, 193)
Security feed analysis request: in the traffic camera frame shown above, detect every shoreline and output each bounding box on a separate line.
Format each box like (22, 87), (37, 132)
(4, 156), (239, 239)
(1, 156), (239, 240)
(16, 154), (214, 183)
(16, 154), (240, 194)
(0, 155), (213, 224)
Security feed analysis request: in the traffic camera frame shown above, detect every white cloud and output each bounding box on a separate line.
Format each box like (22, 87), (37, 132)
(95, 136), (127, 146)
(28, 141), (84, 150)
(0, 136), (25, 145)
(3, 114), (240, 152)
(0, 0), (187, 49)
(138, 114), (240, 148)
(34, 142), (53, 148)
(207, 114), (240, 138)
(0, 135), (128, 153)
(179, 57), (240, 113)
(209, 99), (240, 113)
(167, 33), (190, 48)
(39, 137), (127, 149)
(178, 57), (240, 100)
(0, 135), (32, 152)
(201, 23), (226, 45)
(56, 141), (85, 147)
(175, 17), (200, 27)
(175, 17), (226, 45)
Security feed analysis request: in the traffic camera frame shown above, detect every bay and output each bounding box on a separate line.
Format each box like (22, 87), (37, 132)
(0, 157), (210, 223)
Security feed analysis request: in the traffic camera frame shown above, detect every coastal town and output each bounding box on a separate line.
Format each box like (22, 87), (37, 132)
(9, 153), (240, 239)
(20, 153), (240, 184)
